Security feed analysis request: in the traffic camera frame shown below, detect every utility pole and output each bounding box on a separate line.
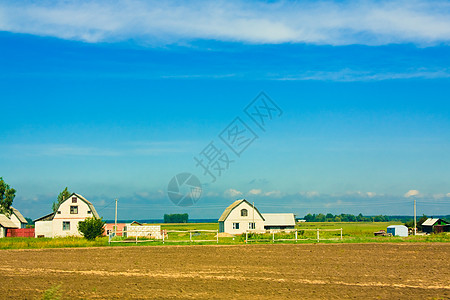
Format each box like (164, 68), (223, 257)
(414, 198), (417, 236)
(114, 198), (118, 236)
(252, 202), (255, 230)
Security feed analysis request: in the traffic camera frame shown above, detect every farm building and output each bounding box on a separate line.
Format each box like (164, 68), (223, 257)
(10, 207), (28, 228)
(104, 223), (127, 236)
(387, 225), (408, 237)
(219, 199), (265, 234)
(34, 193), (99, 238)
(262, 213), (296, 230)
(0, 214), (17, 238)
(219, 200), (296, 234)
(0, 207), (28, 238)
(124, 223), (162, 239)
(421, 218), (450, 234)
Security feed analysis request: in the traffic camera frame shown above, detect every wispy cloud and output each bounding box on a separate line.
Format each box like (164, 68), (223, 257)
(1, 142), (189, 157)
(404, 189), (420, 197)
(276, 68), (450, 82)
(224, 188), (243, 198)
(1, 0), (450, 46)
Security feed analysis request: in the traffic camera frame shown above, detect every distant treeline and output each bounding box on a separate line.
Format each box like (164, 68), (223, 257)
(301, 213), (450, 223)
(164, 213), (189, 223)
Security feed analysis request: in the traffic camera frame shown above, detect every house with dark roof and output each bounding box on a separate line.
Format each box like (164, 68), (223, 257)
(34, 193), (99, 238)
(421, 218), (450, 234)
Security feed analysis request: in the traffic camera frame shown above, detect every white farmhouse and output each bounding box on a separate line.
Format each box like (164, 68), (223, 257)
(218, 199), (265, 234)
(219, 199), (297, 235)
(34, 193), (99, 238)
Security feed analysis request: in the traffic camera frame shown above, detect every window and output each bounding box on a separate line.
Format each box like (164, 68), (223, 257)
(57, 211), (61, 214)
(87, 211), (91, 214)
(241, 209), (248, 217)
(72, 197), (77, 203)
(63, 221), (70, 231)
(233, 223), (240, 230)
(249, 222), (255, 229)
(70, 206), (78, 214)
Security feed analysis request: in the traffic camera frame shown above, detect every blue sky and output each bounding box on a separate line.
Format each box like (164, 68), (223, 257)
(0, 0), (449, 220)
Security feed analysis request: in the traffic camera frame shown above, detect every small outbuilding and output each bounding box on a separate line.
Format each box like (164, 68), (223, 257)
(421, 218), (450, 234)
(387, 225), (408, 237)
(0, 214), (18, 238)
(262, 213), (296, 230)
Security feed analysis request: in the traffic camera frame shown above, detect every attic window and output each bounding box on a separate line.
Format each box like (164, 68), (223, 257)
(87, 211), (91, 214)
(57, 211), (61, 214)
(72, 197), (77, 203)
(241, 209), (248, 217)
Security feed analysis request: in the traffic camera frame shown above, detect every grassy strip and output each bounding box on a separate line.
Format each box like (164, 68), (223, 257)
(1, 222), (449, 249)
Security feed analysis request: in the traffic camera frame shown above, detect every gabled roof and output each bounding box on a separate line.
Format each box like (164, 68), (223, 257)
(33, 212), (55, 222)
(71, 193), (100, 218)
(262, 213), (296, 227)
(11, 207), (27, 224)
(0, 214), (19, 228)
(422, 218), (450, 226)
(218, 199), (265, 222)
(34, 193), (100, 222)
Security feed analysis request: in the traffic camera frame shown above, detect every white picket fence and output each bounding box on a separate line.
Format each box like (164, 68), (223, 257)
(245, 228), (343, 243)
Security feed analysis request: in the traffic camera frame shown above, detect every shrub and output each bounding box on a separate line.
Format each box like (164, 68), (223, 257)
(78, 217), (105, 240)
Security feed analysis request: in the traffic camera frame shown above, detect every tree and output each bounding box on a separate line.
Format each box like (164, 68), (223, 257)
(78, 217), (105, 240)
(164, 213), (189, 223)
(53, 187), (71, 212)
(0, 177), (16, 216)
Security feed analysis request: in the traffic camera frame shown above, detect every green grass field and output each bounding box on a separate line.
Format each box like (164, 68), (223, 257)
(1, 222), (449, 249)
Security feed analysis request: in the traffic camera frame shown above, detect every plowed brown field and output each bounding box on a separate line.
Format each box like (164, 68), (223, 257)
(1, 243), (449, 299)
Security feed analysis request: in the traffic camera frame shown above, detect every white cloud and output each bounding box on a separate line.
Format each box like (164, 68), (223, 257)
(1, 0), (450, 46)
(306, 191), (320, 197)
(224, 188), (242, 198)
(404, 190), (420, 197)
(264, 190), (282, 198)
(366, 192), (376, 198)
(277, 69), (450, 82)
(447, 193), (450, 197)
(248, 189), (262, 196)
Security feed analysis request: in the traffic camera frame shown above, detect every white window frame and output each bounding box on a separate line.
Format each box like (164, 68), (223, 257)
(62, 221), (70, 231)
(233, 223), (240, 230)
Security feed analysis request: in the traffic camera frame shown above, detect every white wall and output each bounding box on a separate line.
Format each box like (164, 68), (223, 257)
(126, 225), (162, 239)
(224, 202), (264, 234)
(10, 214), (24, 229)
(35, 221), (53, 238)
(52, 195), (95, 237)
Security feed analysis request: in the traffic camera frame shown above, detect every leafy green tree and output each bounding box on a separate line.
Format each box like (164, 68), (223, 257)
(164, 213), (189, 223)
(326, 213), (334, 221)
(53, 187), (71, 212)
(0, 177), (16, 216)
(78, 217), (105, 240)
(315, 213), (326, 222)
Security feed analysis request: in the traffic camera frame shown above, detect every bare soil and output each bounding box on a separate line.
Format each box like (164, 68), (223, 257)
(0, 243), (449, 299)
